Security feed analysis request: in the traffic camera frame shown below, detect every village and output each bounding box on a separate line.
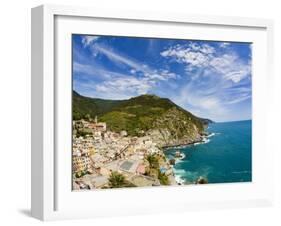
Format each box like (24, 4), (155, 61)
(72, 116), (179, 190)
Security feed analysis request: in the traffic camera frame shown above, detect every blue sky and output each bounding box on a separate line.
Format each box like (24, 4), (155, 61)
(73, 34), (252, 122)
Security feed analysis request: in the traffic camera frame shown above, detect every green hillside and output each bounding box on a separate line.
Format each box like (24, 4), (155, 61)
(73, 91), (209, 137)
(73, 91), (123, 120)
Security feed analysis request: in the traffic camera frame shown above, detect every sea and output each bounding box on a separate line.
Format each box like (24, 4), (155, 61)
(164, 120), (252, 184)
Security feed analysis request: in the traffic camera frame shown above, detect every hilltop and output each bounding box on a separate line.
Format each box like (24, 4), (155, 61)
(73, 91), (212, 146)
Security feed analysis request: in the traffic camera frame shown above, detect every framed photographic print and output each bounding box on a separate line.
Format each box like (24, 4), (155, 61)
(31, 4), (274, 221)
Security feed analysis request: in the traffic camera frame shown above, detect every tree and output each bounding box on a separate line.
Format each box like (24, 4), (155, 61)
(108, 172), (126, 188)
(73, 111), (82, 120)
(85, 113), (91, 121)
(158, 170), (170, 185)
(145, 154), (159, 169)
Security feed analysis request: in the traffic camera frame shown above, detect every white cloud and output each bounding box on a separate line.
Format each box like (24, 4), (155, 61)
(74, 40), (178, 99)
(200, 44), (215, 54)
(161, 42), (251, 83)
(73, 62), (113, 79)
(219, 42), (231, 48)
(76, 37), (251, 121)
(95, 76), (152, 98)
(209, 53), (251, 83)
(73, 62), (92, 74)
(173, 82), (228, 120)
(73, 57), (176, 99)
(160, 43), (212, 67)
(74, 61), (155, 99)
(90, 44), (178, 82)
(79, 35), (182, 86)
(81, 36), (99, 47)
(163, 41), (252, 121)
(226, 94), (251, 104)
(199, 97), (220, 109)
(93, 45), (144, 70)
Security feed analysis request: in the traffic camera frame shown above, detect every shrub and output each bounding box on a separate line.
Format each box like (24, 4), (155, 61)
(108, 171), (126, 188)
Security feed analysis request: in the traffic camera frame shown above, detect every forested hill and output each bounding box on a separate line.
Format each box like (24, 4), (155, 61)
(73, 90), (212, 138)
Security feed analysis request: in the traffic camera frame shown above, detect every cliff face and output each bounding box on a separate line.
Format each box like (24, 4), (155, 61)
(147, 107), (203, 147)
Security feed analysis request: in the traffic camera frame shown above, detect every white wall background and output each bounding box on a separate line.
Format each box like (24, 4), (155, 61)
(0, 0), (280, 225)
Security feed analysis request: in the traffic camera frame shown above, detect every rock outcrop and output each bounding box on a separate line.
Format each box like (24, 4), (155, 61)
(147, 107), (203, 147)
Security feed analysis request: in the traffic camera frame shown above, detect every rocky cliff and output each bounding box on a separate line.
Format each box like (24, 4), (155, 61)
(147, 107), (203, 147)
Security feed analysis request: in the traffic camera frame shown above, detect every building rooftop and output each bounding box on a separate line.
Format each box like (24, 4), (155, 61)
(119, 160), (139, 173)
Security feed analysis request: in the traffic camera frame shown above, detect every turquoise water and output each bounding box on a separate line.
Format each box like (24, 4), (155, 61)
(165, 120), (252, 184)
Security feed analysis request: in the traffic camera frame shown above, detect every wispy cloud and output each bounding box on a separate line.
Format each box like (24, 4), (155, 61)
(219, 42), (231, 48)
(161, 41), (251, 120)
(161, 42), (251, 83)
(173, 81), (228, 120)
(74, 41), (179, 99)
(74, 61), (122, 80)
(96, 77), (152, 98)
(73, 35), (252, 121)
(73, 60), (154, 97)
(81, 36), (99, 47)
(91, 44), (178, 81)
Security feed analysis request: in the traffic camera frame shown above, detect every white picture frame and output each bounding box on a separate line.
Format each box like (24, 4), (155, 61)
(31, 4), (274, 221)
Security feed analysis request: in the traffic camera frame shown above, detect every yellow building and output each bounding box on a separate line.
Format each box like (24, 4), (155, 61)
(73, 155), (92, 174)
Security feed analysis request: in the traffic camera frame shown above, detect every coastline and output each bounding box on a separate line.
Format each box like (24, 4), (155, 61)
(73, 117), (216, 189)
(161, 133), (211, 150)
(163, 120), (252, 185)
(162, 132), (214, 185)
